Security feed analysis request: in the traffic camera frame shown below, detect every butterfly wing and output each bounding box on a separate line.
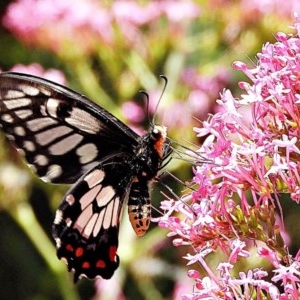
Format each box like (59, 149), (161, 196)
(52, 157), (133, 281)
(0, 72), (139, 183)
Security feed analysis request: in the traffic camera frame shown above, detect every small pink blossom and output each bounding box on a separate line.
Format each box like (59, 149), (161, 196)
(122, 101), (145, 123)
(160, 1), (200, 22)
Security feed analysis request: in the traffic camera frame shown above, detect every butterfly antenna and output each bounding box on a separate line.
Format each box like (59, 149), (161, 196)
(152, 75), (168, 125)
(139, 90), (152, 127)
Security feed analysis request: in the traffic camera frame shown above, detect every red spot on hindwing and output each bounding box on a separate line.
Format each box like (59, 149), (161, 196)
(66, 244), (73, 252)
(109, 246), (117, 261)
(75, 247), (84, 257)
(82, 261), (90, 269)
(96, 260), (106, 268)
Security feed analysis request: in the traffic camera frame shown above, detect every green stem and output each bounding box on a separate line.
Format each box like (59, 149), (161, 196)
(10, 202), (80, 300)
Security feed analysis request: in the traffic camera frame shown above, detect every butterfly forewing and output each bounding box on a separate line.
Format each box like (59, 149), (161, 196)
(0, 72), (138, 183)
(0, 71), (169, 281)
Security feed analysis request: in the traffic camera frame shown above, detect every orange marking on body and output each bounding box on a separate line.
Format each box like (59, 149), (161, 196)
(154, 136), (166, 158)
(109, 246), (117, 261)
(96, 260), (106, 268)
(128, 208), (149, 236)
(153, 125), (167, 158)
(82, 261), (90, 269)
(75, 247), (84, 257)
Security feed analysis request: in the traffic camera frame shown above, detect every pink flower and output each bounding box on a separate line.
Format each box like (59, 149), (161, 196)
(9, 63), (67, 84)
(160, 1), (200, 22)
(122, 101), (145, 123)
(159, 18), (300, 298)
(112, 1), (160, 25)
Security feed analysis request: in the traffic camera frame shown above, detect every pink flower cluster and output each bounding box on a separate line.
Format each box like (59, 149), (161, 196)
(159, 20), (300, 299)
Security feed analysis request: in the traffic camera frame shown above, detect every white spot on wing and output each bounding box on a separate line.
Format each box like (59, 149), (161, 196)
(46, 98), (60, 118)
(23, 141), (35, 152)
(76, 143), (98, 164)
(55, 237), (61, 248)
(65, 107), (101, 134)
(84, 169), (105, 188)
(66, 194), (75, 206)
(5, 90), (25, 98)
(103, 200), (114, 229)
(112, 197), (120, 226)
(54, 209), (63, 225)
(74, 204), (93, 233)
(34, 154), (48, 166)
(40, 105), (47, 116)
(79, 185), (101, 210)
(93, 209), (105, 237)
(65, 218), (72, 227)
(48, 133), (83, 155)
(1, 114), (14, 123)
(14, 126), (26, 136)
(26, 118), (58, 132)
(6, 135), (15, 142)
(96, 186), (115, 207)
(14, 109), (32, 119)
(43, 164), (62, 181)
(35, 126), (72, 146)
(20, 84), (40, 96)
(39, 87), (51, 96)
(3, 98), (31, 109)
(83, 213), (99, 239)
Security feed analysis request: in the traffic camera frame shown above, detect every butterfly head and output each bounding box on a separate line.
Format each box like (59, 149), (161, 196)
(150, 125), (167, 158)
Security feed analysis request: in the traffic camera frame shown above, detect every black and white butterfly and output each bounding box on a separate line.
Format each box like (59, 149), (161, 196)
(0, 72), (171, 282)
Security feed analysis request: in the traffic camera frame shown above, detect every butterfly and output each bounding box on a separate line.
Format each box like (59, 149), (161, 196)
(0, 72), (171, 282)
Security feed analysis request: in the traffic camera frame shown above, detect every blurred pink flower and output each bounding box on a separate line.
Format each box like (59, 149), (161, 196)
(112, 1), (160, 25)
(122, 100), (145, 123)
(3, 0), (201, 54)
(93, 277), (125, 300)
(9, 63), (67, 84)
(240, 0), (300, 18)
(160, 0), (200, 22)
(2, 0), (112, 53)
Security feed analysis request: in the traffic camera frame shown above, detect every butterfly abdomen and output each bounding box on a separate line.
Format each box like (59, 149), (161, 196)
(128, 179), (151, 236)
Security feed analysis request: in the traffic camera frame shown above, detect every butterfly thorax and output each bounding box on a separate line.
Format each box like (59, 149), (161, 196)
(133, 125), (167, 179)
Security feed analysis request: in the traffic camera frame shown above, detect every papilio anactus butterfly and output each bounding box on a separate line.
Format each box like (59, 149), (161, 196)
(0, 72), (171, 282)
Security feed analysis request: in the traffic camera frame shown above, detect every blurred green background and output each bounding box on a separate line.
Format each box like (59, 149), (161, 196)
(0, 0), (297, 299)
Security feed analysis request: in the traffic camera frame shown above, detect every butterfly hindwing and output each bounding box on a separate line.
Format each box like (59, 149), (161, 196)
(52, 158), (133, 281)
(0, 72), (139, 183)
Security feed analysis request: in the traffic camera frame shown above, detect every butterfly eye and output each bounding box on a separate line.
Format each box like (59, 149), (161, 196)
(151, 127), (161, 140)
